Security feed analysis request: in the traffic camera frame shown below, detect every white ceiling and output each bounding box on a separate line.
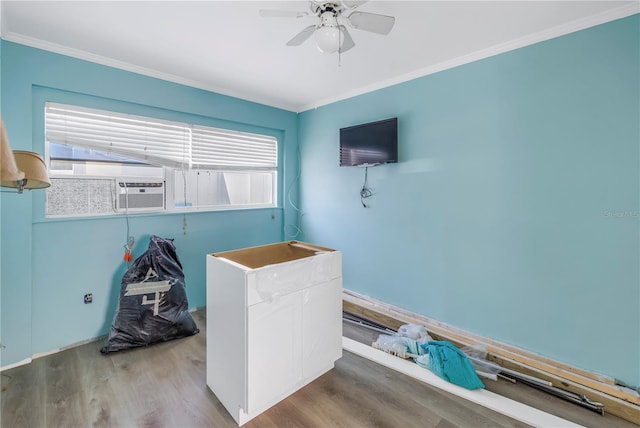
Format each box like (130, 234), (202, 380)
(1, 1), (638, 112)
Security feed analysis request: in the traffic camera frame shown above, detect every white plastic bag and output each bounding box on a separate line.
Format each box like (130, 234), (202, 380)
(397, 323), (433, 344)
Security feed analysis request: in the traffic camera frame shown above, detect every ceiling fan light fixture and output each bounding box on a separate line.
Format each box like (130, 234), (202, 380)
(315, 26), (342, 53)
(261, 1), (394, 54)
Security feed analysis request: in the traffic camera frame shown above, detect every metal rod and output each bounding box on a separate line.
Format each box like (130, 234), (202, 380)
(343, 317), (396, 335)
(514, 376), (605, 416)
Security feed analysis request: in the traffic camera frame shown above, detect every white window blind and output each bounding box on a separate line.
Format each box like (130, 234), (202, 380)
(46, 103), (191, 168)
(45, 103), (277, 171)
(192, 126), (277, 171)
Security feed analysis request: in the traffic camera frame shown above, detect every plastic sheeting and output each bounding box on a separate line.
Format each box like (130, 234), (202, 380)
(100, 235), (199, 353)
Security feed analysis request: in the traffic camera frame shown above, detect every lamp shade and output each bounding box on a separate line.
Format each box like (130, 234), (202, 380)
(315, 26), (342, 54)
(0, 116), (25, 186)
(10, 151), (51, 190)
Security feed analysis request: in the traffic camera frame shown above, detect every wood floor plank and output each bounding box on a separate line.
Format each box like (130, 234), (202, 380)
(1, 371), (46, 427)
(70, 340), (132, 427)
(247, 398), (317, 428)
(1, 355), (48, 427)
(317, 360), (444, 427)
(44, 347), (85, 401)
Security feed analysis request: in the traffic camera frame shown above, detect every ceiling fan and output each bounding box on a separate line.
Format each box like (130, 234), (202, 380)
(259, 1), (395, 54)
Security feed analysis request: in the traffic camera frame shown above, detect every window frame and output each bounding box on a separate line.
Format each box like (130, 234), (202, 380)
(44, 102), (279, 218)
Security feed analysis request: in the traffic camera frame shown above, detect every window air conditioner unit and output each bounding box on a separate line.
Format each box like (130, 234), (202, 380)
(115, 179), (165, 212)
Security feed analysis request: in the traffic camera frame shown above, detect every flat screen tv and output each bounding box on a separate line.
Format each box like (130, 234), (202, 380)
(340, 117), (398, 167)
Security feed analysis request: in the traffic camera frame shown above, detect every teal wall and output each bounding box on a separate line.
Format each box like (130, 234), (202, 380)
(0, 41), (298, 365)
(299, 15), (639, 386)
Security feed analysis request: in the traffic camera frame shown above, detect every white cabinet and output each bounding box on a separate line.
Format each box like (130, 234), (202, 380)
(206, 241), (343, 426)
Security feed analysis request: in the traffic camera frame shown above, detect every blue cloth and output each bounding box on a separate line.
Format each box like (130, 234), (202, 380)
(398, 336), (427, 356)
(420, 340), (485, 390)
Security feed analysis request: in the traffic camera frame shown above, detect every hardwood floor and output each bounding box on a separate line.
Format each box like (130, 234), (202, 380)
(0, 309), (636, 427)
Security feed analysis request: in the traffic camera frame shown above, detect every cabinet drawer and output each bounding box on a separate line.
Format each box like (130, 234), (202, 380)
(247, 251), (341, 306)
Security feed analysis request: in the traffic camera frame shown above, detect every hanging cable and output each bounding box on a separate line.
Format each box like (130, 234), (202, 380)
(182, 169), (188, 235)
(338, 28), (342, 67)
(181, 127), (190, 235)
(121, 179), (134, 264)
(360, 167), (373, 208)
(285, 139), (305, 238)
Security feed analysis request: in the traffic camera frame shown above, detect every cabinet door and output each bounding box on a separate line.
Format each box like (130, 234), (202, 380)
(302, 278), (343, 379)
(206, 257), (248, 418)
(246, 291), (302, 413)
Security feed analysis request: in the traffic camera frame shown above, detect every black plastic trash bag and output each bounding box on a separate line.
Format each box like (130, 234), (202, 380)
(101, 235), (199, 353)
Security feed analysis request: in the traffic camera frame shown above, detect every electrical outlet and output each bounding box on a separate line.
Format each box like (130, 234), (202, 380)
(84, 293), (93, 304)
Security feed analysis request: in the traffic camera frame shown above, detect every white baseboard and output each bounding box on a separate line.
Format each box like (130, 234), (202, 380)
(0, 357), (32, 372)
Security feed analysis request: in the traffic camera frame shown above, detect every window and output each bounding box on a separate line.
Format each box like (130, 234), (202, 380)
(44, 103), (278, 217)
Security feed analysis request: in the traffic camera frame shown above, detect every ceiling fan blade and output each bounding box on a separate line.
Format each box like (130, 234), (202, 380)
(342, 0), (368, 9)
(339, 26), (355, 53)
(347, 11), (395, 35)
(259, 9), (308, 18)
(286, 25), (317, 46)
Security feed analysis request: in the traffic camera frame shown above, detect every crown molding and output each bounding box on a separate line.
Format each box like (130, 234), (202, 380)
(1, 31), (298, 112)
(298, 3), (640, 112)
